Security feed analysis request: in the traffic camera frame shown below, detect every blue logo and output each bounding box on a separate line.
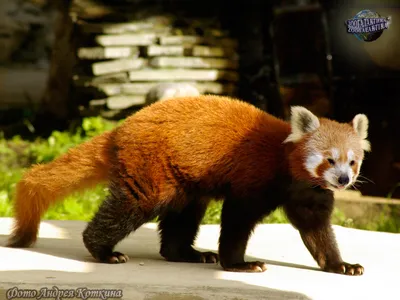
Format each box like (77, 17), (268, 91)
(345, 9), (391, 42)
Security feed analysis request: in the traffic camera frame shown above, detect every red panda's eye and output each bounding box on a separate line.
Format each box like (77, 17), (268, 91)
(327, 158), (335, 166)
(349, 160), (355, 166)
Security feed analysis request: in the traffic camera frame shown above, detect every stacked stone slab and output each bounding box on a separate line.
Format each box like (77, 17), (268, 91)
(73, 15), (240, 117)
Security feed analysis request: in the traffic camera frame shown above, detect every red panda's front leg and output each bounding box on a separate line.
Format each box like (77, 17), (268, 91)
(218, 198), (269, 272)
(298, 225), (364, 275)
(283, 187), (364, 276)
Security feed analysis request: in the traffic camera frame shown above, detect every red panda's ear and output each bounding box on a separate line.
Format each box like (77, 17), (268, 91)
(284, 106), (320, 143)
(352, 114), (371, 152)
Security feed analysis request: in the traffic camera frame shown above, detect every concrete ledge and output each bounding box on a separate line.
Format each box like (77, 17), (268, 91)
(0, 218), (399, 300)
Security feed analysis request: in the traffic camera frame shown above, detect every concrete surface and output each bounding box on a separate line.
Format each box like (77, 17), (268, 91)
(0, 217), (398, 300)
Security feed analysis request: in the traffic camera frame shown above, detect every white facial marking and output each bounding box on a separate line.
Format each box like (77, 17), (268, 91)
(305, 152), (323, 178)
(348, 167), (355, 182)
(347, 150), (354, 162)
(331, 148), (340, 160)
(323, 170), (338, 191)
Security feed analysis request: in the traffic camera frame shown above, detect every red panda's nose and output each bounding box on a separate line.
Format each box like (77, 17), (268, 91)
(338, 175), (350, 186)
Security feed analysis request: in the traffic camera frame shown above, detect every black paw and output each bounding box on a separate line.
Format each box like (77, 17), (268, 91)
(222, 261), (267, 273)
(324, 262), (364, 276)
(161, 246), (219, 263)
(101, 251), (129, 264)
(194, 251), (219, 264)
(7, 230), (37, 248)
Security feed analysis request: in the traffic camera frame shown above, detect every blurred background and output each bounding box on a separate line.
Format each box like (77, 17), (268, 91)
(0, 0), (399, 231)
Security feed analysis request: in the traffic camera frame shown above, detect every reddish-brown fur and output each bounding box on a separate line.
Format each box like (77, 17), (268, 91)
(8, 131), (114, 247)
(114, 96), (292, 205)
(9, 95), (294, 247)
(7, 95), (365, 275)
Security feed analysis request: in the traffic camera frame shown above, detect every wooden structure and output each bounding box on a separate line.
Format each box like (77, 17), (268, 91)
(72, 15), (239, 117)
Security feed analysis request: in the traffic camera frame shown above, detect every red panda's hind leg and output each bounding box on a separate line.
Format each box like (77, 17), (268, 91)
(158, 195), (218, 264)
(82, 182), (156, 264)
(7, 224), (39, 248)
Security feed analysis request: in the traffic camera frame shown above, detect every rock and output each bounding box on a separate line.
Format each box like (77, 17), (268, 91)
(129, 69), (239, 82)
(95, 33), (157, 46)
(77, 47), (139, 60)
(92, 58), (146, 76)
(145, 82), (200, 104)
(150, 56), (238, 69)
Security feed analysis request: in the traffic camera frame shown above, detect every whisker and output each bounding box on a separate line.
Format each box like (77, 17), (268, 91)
(356, 179), (367, 183)
(358, 174), (375, 184)
(354, 180), (367, 184)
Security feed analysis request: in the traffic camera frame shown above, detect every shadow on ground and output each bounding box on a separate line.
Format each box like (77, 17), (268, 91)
(0, 218), (313, 300)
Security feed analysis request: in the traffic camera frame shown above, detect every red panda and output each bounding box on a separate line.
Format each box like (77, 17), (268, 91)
(7, 95), (370, 275)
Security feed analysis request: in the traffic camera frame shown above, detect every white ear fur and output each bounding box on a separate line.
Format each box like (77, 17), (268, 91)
(352, 114), (371, 152)
(284, 106), (320, 143)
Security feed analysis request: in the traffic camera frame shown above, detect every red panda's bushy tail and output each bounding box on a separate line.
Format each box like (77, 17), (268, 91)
(7, 130), (114, 248)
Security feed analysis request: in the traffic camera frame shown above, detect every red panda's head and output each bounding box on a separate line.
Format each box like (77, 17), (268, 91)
(284, 106), (371, 191)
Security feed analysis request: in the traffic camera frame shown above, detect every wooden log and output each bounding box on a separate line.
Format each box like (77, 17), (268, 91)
(88, 99), (106, 106)
(73, 73), (129, 86)
(192, 46), (236, 57)
(77, 47), (139, 60)
(91, 82), (161, 96)
(91, 58), (146, 76)
(159, 35), (204, 46)
(159, 36), (238, 48)
(335, 190), (400, 205)
(128, 69), (239, 82)
(79, 21), (154, 34)
(150, 57), (238, 69)
(106, 95), (146, 110)
(95, 33), (156, 46)
(195, 82), (237, 95)
(88, 81), (237, 96)
(91, 84), (122, 96)
(145, 45), (186, 56)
